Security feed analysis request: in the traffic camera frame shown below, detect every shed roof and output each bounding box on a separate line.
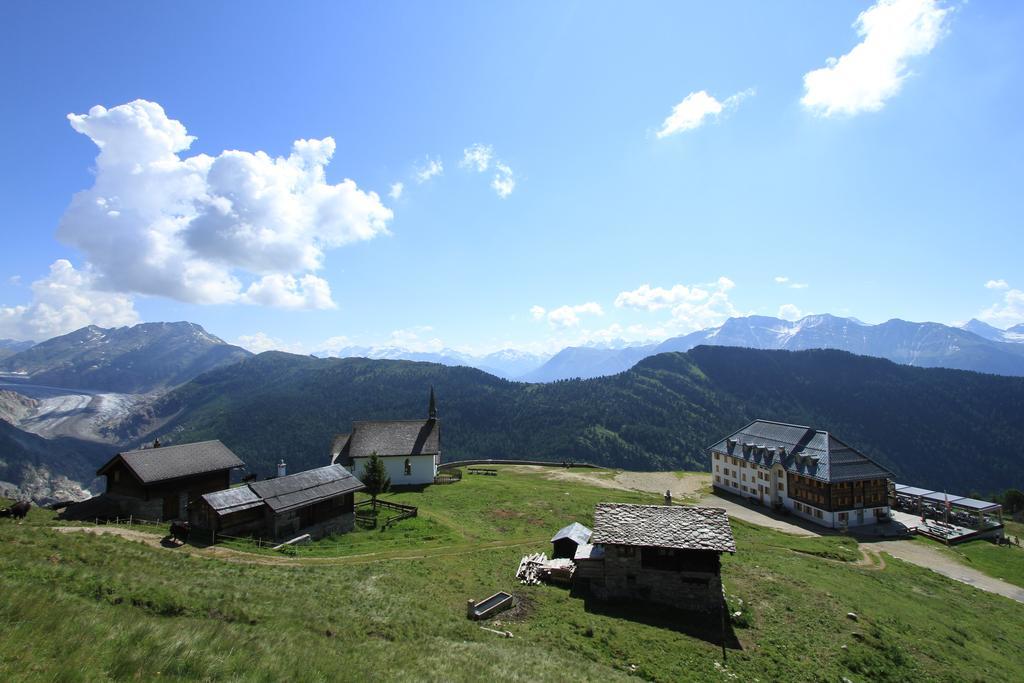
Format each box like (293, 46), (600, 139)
(895, 485), (934, 497)
(97, 440), (244, 484)
(336, 419), (440, 460)
(202, 486), (264, 515)
(707, 420), (893, 484)
(248, 464), (364, 513)
(551, 521), (592, 545)
(591, 504), (736, 553)
(573, 543), (605, 561)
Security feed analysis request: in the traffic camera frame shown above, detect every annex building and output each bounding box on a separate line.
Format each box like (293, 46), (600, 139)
(708, 420), (894, 529)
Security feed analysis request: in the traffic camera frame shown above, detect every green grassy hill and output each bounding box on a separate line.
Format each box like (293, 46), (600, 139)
(122, 345), (1024, 494)
(2, 467), (1022, 682)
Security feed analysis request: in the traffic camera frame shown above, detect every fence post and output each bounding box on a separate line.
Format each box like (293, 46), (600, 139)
(129, 514), (133, 527)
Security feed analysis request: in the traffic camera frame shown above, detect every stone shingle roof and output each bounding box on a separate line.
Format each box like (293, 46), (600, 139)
(248, 464), (364, 513)
(98, 440), (244, 484)
(551, 521), (592, 545)
(335, 419), (440, 461)
(591, 504), (736, 553)
(707, 420), (893, 483)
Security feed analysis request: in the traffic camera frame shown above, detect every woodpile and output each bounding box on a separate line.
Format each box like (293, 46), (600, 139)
(516, 552), (575, 585)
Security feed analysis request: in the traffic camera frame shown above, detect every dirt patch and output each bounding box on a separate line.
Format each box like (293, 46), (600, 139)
(494, 591), (535, 623)
(514, 466), (710, 499)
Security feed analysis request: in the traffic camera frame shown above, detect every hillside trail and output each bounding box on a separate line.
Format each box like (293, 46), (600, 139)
(51, 525), (547, 567)
(519, 466), (710, 500)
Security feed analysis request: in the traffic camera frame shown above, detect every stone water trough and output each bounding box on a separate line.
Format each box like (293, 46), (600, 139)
(466, 592), (514, 620)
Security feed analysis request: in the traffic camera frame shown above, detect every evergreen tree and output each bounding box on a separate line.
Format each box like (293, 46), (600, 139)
(361, 452), (391, 505)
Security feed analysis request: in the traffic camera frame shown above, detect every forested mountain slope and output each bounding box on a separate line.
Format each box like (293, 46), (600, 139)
(118, 346), (1024, 494)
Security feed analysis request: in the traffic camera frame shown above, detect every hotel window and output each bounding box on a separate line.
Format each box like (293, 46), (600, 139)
(815, 509), (823, 519)
(715, 465), (719, 472)
(715, 476), (721, 483)
(741, 474), (746, 482)
(714, 453), (720, 460)
(777, 482), (783, 491)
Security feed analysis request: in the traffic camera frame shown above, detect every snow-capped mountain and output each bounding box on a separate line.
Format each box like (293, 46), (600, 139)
(522, 314), (1024, 382)
(960, 318), (1024, 344)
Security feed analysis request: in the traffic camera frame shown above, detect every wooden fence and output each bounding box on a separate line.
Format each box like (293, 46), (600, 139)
(355, 499), (418, 530)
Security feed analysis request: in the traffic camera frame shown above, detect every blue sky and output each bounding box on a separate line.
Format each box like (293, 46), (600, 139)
(1, 1), (1022, 355)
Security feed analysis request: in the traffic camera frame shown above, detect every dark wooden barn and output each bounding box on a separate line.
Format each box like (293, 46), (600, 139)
(191, 464), (365, 541)
(66, 440), (244, 521)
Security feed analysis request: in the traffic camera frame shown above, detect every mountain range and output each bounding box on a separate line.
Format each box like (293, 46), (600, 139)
(0, 321), (251, 393)
(314, 345), (550, 379)
(108, 345), (1024, 495)
(521, 314), (1024, 381)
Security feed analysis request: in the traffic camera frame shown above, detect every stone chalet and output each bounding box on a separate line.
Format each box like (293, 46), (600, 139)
(332, 389), (440, 486)
(92, 440), (244, 521)
(574, 504), (736, 612)
(708, 420), (895, 529)
(190, 464), (365, 541)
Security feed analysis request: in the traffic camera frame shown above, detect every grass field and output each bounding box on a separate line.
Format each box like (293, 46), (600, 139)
(914, 535), (1024, 589)
(2, 467), (1023, 682)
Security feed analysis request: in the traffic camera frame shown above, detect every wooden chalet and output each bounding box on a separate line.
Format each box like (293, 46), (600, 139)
(86, 440), (244, 521)
(708, 420), (894, 529)
(574, 503), (736, 612)
(190, 464), (364, 541)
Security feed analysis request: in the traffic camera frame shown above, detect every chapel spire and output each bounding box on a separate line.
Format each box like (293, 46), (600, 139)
(428, 385), (437, 420)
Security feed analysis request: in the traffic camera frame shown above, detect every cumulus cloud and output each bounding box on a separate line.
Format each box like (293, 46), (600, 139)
(460, 144), (493, 172)
(236, 332), (306, 354)
(985, 279), (1009, 291)
(532, 302), (604, 328)
(616, 277), (739, 333)
(387, 326), (445, 353)
(979, 285), (1024, 328)
(239, 273), (336, 310)
(491, 162), (516, 198)
(778, 303), (803, 321)
(389, 182), (404, 199)
(56, 100), (391, 310)
(656, 89), (754, 138)
(0, 260), (139, 340)
(801, 0), (951, 117)
(415, 157), (444, 183)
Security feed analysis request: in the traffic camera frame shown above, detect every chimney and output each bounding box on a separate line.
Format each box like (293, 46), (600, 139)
(664, 490), (673, 506)
(277, 460), (287, 478)
(152, 438), (161, 448)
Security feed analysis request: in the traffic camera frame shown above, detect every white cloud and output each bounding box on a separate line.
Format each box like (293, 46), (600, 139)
(616, 276), (739, 333)
(460, 144), (493, 172)
(801, 0), (951, 117)
(319, 335), (352, 353)
(985, 279), (1009, 291)
(389, 182), (404, 199)
(656, 89), (754, 138)
(56, 100), (391, 310)
(535, 302), (604, 328)
(778, 303), (803, 321)
(491, 162), (516, 198)
(414, 157), (444, 183)
(387, 326), (444, 353)
(236, 332), (305, 354)
(239, 273), (336, 310)
(0, 259), (139, 340)
(979, 285), (1024, 328)
(774, 275), (809, 289)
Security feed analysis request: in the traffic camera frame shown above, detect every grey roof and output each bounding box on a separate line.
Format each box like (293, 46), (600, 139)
(591, 504), (736, 553)
(894, 484), (1000, 511)
(946, 497), (1001, 512)
(921, 491), (964, 505)
(551, 521), (592, 545)
(573, 543), (605, 561)
(337, 419), (440, 460)
(202, 486), (264, 515)
(248, 464), (364, 513)
(895, 484), (934, 497)
(98, 440), (244, 484)
(707, 420), (893, 484)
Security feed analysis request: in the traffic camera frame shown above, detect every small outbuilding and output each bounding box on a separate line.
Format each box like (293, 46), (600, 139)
(191, 463), (364, 541)
(575, 503), (735, 612)
(551, 521), (592, 559)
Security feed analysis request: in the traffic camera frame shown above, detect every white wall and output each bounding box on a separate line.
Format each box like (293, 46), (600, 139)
(351, 454), (436, 486)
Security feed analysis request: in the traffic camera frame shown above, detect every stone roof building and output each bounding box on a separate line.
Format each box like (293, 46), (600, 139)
(575, 503), (735, 611)
(708, 420), (894, 529)
(332, 388), (441, 486)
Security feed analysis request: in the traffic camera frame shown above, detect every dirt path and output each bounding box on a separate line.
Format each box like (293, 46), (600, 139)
(51, 525), (547, 567)
(699, 492), (821, 537)
(868, 539), (1024, 604)
(527, 467), (710, 500)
